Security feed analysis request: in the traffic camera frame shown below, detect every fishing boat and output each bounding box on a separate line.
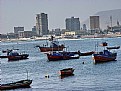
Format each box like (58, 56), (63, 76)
(46, 51), (80, 61)
(79, 51), (94, 56)
(8, 54), (29, 61)
(36, 36), (65, 52)
(37, 45), (65, 52)
(0, 51), (28, 60)
(59, 68), (74, 76)
(7, 50), (29, 61)
(2, 50), (8, 53)
(92, 42), (118, 63)
(92, 50), (117, 63)
(0, 79), (32, 90)
(59, 51), (80, 56)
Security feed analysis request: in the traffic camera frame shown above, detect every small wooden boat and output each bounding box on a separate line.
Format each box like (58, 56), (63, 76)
(59, 68), (74, 76)
(2, 50), (8, 53)
(0, 55), (8, 58)
(107, 46), (120, 50)
(79, 51), (94, 56)
(36, 36), (65, 52)
(0, 79), (32, 90)
(47, 51), (80, 61)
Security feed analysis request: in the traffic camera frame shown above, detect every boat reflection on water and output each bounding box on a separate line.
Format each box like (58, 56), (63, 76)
(59, 74), (74, 79)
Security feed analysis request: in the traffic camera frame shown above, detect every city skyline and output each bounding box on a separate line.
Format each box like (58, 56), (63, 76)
(0, 0), (121, 34)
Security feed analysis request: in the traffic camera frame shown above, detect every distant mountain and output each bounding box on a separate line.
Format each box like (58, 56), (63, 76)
(82, 9), (121, 30)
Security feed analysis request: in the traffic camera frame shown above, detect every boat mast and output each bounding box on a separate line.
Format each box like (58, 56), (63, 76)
(51, 35), (54, 52)
(95, 41), (98, 52)
(25, 68), (28, 80)
(46, 36), (48, 46)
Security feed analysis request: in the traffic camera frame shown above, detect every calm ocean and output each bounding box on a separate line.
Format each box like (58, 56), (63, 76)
(1, 37), (121, 91)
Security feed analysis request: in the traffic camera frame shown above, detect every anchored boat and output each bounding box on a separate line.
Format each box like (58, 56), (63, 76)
(92, 42), (119, 63)
(36, 36), (65, 52)
(46, 51), (80, 61)
(59, 68), (74, 76)
(0, 79), (32, 90)
(7, 49), (29, 61)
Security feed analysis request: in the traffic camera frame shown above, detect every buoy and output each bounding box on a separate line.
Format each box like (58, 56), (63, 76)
(45, 75), (49, 78)
(82, 62), (84, 64)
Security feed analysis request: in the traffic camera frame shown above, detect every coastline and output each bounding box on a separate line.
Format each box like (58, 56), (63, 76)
(0, 34), (121, 43)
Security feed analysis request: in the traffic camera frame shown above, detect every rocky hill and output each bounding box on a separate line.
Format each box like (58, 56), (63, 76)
(82, 9), (121, 30)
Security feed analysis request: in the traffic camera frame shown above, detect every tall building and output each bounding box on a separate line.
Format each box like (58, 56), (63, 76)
(36, 13), (49, 36)
(65, 17), (80, 31)
(90, 16), (100, 30)
(14, 27), (24, 34)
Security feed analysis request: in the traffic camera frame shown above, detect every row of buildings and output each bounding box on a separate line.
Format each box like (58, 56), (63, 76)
(0, 13), (121, 39)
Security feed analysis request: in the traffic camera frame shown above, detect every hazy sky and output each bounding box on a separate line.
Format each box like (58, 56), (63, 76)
(0, 0), (121, 34)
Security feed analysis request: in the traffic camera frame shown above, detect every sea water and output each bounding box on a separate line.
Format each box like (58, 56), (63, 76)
(1, 37), (121, 91)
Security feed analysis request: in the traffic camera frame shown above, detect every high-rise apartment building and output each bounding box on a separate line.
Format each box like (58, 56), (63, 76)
(36, 13), (48, 36)
(65, 17), (80, 31)
(90, 16), (100, 30)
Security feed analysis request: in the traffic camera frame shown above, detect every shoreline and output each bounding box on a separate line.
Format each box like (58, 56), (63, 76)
(0, 34), (121, 43)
